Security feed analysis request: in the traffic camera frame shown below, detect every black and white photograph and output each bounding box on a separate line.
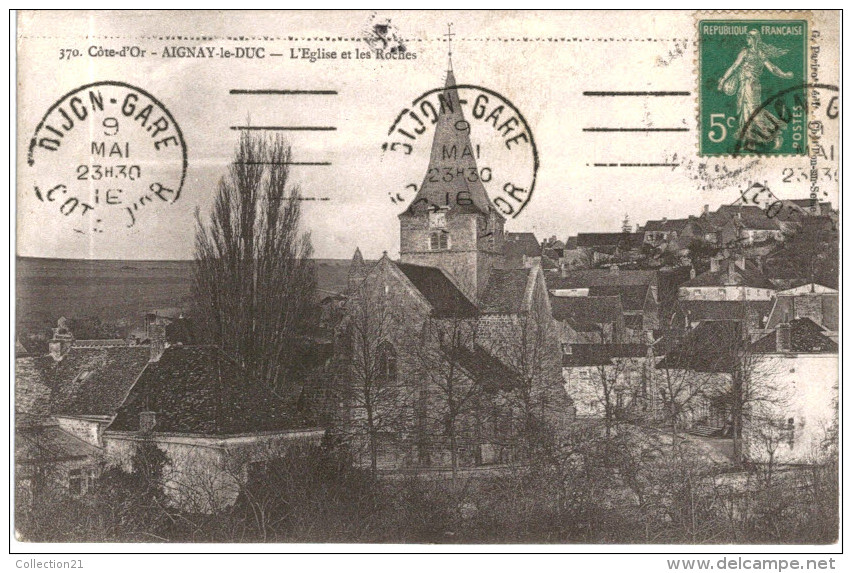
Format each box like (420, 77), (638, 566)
(11, 9), (841, 557)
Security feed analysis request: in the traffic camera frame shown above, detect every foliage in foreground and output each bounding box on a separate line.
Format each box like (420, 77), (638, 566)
(16, 431), (838, 544)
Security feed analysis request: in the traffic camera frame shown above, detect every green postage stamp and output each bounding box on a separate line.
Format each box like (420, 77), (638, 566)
(699, 19), (808, 156)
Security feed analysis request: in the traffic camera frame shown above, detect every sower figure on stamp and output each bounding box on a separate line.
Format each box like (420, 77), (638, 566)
(718, 29), (795, 146)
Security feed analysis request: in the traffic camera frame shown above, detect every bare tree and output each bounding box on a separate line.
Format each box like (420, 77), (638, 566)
(335, 287), (415, 477)
(409, 315), (482, 488)
(193, 131), (317, 398)
(653, 330), (722, 448)
(481, 304), (563, 455)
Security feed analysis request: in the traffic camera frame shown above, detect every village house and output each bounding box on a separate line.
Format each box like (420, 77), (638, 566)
(336, 63), (572, 471)
(103, 343), (323, 512)
(679, 257), (776, 302)
(503, 231), (542, 268)
(744, 318), (839, 464)
(641, 218), (690, 247)
(15, 317), (321, 511)
(764, 283), (838, 339)
(561, 342), (658, 421)
(547, 267), (659, 341)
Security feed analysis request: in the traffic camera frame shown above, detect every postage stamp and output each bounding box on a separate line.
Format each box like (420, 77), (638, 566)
(698, 19), (808, 156)
(13, 10), (841, 554)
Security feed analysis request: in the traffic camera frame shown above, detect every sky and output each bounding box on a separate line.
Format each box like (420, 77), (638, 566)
(16, 10), (839, 260)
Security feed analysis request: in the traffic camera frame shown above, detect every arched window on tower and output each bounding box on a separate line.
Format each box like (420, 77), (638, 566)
(429, 230), (449, 251)
(377, 341), (398, 384)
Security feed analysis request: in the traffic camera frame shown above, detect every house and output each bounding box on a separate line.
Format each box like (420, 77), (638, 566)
(336, 64), (572, 471)
(550, 294), (625, 344)
(672, 299), (775, 333)
(656, 317), (838, 464)
(575, 232), (644, 264)
(103, 344), (323, 512)
(707, 205), (785, 245)
(547, 268), (659, 338)
(15, 317), (321, 511)
(642, 218), (690, 247)
(562, 343), (658, 420)
(678, 257), (776, 302)
(503, 232), (541, 267)
(764, 283), (838, 338)
(745, 318), (838, 464)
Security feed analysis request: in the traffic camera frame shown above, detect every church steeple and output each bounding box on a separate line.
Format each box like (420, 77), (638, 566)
(397, 45), (506, 304)
(401, 43), (494, 218)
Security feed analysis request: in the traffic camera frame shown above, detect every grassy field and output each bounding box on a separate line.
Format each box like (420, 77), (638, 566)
(15, 257), (354, 334)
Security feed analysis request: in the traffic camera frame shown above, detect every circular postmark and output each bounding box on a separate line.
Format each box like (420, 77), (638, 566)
(380, 83), (538, 218)
(733, 82), (839, 156)
(27, 81), (187, 234)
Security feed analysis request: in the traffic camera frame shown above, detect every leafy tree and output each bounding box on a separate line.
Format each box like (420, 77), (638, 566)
(193, 131), (317, 398)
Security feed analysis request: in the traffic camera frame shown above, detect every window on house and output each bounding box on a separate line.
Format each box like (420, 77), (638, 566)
(377, 341), (398, 383)
(562, 343), (572, 355)
(783, 417), (795, 448)
(68, 469), (84, 496)
(579, 369), (589, 383)
(429, 231), (449, 251)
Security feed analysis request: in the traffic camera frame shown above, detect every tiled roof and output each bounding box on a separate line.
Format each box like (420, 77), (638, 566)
(503, 232), (541, 260)
(479, 268), (532, 314)
(15, 346), (151, 419)
(107, 346), (306, 435)
(714, 205), (781, 231)
(562, 343), (649, 367)
(395, 262), (478, 318)
(676, 300), (774, 329)
(751, 318), (839, 354)
(547, 269), (656, 289)
(16, 424), (100, 465)
(682, 262), (776, 289)
(550, 295), (623, 330)
(452, 345), (521, 393)
(655, 320), (744, 372)
(589, 285), (650, 312)
(643, 218), (690, 232)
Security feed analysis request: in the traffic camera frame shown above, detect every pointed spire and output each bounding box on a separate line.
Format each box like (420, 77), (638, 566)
(349, 247), (365, 274)
(346, 247), (367, 294)
(402, 43), (495, 218)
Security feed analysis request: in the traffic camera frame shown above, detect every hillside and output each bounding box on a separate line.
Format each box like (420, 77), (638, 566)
(15, 257), (355, 334)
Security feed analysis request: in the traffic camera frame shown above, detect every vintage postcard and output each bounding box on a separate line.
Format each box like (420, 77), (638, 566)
(13, 10), (840, 548)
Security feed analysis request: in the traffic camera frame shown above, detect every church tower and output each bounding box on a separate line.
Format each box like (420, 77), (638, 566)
(398, 60), (505, 303)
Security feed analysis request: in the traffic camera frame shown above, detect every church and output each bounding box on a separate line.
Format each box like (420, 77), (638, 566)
(334, 62), (573, 472)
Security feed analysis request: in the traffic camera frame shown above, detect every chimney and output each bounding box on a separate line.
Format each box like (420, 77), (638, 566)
(689, 266), (696, 279)
(139, 411), (157, 434)
(710, 258), (720, 273)
(776, 320), (792, 352)
(149, 319), (167, 362)
(703, 204), (709, 216)
(49, 317), (74, 361)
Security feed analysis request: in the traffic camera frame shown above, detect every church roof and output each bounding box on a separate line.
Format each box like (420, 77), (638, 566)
(395, 262), (479, 318)
(400, 68), (495, 218)
(479, 268), (533, 314)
